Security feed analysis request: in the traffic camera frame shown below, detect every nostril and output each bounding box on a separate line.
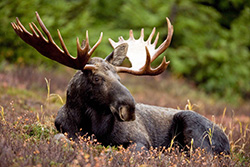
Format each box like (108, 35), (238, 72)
(119, 106), (127, 121)
(118, 105), (135, 122)
(110, 100), (135, 122)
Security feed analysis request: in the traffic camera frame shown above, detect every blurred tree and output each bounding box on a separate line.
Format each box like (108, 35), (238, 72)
(0, 0), (74, 66)
(198, 0), (249, 28)
(168, 0), (250, 102)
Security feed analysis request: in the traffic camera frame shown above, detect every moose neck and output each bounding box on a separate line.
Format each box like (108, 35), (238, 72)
(85, 107), (115, 137)
(66, 90), (116, 137)
(64, 70), (117, 137)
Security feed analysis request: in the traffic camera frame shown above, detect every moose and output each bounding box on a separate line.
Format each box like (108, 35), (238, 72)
(12, 12), (230, 154)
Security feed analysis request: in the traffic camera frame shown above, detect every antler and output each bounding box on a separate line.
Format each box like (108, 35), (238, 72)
(109, 17), (173, 75)
(11, 12), (103, 70)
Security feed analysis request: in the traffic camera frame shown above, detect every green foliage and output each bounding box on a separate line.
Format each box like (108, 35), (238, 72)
(168, 1), (250, 102)
(0, 0), (249, 102)
(23, 123), (56, 141)
(0, 0), (72, 66)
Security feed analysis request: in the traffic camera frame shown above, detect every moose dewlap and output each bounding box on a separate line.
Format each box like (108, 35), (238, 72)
(12, 12), (230, 154)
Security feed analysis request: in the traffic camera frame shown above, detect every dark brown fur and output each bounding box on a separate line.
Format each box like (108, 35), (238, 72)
(55, 57), (230, 154)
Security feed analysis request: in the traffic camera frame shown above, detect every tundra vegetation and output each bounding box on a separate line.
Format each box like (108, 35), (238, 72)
(0, 0), (249, 166)
(1, 0), (249, 103)
(0, 67), (249, 166)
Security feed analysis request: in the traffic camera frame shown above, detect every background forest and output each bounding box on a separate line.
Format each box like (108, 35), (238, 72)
(0, 0), (250, 102)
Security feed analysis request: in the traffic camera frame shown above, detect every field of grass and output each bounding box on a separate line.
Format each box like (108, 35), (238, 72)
(0, 65), (249, 166)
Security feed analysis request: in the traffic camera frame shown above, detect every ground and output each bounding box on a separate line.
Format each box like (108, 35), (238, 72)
(0, 64), (249, 166)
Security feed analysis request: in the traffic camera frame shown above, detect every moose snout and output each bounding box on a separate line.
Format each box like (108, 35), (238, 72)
(118, 105), (135, 121)
(110, 103), (135, 122)
(109, 81), (136, 122)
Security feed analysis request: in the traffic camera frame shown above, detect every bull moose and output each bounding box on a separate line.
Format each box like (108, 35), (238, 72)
(11, 12), (230, 154)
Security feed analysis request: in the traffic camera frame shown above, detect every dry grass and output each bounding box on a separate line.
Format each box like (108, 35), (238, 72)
(0, 65), (249, 166)
(0, 103), (248, 166)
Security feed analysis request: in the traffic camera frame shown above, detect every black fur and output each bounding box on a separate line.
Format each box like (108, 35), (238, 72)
(55, 57), (230, 154)
(167, 111), (230, 154)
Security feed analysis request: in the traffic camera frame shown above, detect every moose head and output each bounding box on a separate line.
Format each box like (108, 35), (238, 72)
(11, 12), (230, 154)
(11, 12), (173, 123)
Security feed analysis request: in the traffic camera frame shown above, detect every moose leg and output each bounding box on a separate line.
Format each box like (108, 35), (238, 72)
(124, 142), (149, 152)
(55, 107), (80, 140)
(134, 142), (149, 151)
(167, 111), (230, 155)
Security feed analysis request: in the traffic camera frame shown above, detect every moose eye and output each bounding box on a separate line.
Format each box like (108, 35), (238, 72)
(93, 75), (102, 84)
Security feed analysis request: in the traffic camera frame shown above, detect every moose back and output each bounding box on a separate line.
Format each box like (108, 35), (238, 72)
(12, 12), (230, 154)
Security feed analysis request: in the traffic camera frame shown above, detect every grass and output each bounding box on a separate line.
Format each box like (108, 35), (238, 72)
(0, 65), (249, 166)
(0, 107), (248, 166)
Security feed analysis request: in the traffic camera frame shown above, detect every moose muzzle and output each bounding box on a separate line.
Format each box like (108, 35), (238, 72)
(110, 104), (135, 122)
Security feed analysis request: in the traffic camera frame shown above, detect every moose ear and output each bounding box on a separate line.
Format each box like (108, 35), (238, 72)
(105, 43), (128, 66)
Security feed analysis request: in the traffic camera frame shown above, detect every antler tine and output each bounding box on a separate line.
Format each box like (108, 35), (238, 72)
(119, 36), (125, 42)
(29, 23), (38, 37)
(151, 17), (173, 62)
(58, 29), (71, 56)
(146, 27), (156, 44)
(12, 12), (101, 70)
(76, 37), (89, 67)
(89, 32), (103, 56)
(144, 47), (170, 75)
(109, 17), (173, 76)
(79, 31), (103, 69)
(15, 17), (29, 34)
(108, 38), (118, 48)
(153, 32), (160, 47)
(12, 17), (33, 42)
(139, 28), (144, 41)
(83, 30), (90, 55)
(129, 30), (135, 40)
(75, 30), (91, 67)
(116, 46), (170, 75)
(35, 12), (54, 43)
